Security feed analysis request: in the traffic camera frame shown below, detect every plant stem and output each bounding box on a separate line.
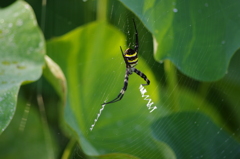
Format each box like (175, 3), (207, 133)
(97, 0), (108, 21)
(61, 138), (77, 159)
(164, 60), (179, 112)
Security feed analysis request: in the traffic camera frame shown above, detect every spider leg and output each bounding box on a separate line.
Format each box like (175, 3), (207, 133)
(133, 68), (150, 86)
(102, 70), (130, 105)
(132, 19), (139, 53)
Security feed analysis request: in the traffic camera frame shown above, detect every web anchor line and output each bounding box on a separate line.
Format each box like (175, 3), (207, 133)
(139, 85), (157, 113)
(90, 103), (106, 131)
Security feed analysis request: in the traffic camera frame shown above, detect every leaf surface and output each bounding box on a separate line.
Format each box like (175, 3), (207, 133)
(152, 112), (240, 158)
(0, 1), (45, 134)
(120, 0), (240, 81)
(47, 21), (165, 158)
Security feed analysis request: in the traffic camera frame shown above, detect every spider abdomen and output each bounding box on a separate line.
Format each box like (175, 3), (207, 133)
(124, 48), (138, 67)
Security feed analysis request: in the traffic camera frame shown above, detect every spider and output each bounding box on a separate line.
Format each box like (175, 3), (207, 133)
(102, 19), (150, 105)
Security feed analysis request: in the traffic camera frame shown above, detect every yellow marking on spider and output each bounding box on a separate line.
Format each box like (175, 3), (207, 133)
(125, 52), (137, 57)
(128, 58), (138, 63)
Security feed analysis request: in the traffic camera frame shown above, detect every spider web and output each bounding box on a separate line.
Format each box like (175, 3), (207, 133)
(1, 0), (240, 159)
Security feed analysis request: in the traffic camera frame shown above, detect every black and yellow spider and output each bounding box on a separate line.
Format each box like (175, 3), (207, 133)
(102, 19), (150, 105)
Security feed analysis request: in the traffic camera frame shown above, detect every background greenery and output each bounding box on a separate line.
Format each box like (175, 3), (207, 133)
(1, 0), (240, 158)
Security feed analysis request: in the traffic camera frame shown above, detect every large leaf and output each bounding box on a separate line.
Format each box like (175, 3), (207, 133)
(0, 1), (45, 134)
(47, 21), (166, 158)
(120, 0), (240, 81)
(152, 112), (240, 158)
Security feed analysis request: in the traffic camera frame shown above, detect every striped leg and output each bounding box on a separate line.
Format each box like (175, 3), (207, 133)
(102, 70), (130, 105)
(133, 68), (150, 86)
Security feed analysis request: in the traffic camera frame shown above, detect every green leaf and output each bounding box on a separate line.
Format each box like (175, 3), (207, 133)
(120, 0), (240, 81)
(47, 21), (164, 158)
(151, 112), (240, 159)
(0, 1), (45, 133)
(0, 97), (57, 159)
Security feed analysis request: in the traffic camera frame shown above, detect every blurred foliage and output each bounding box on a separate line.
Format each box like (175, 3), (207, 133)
(0, 0), (240, 159)
(0, 96), (57, 159)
